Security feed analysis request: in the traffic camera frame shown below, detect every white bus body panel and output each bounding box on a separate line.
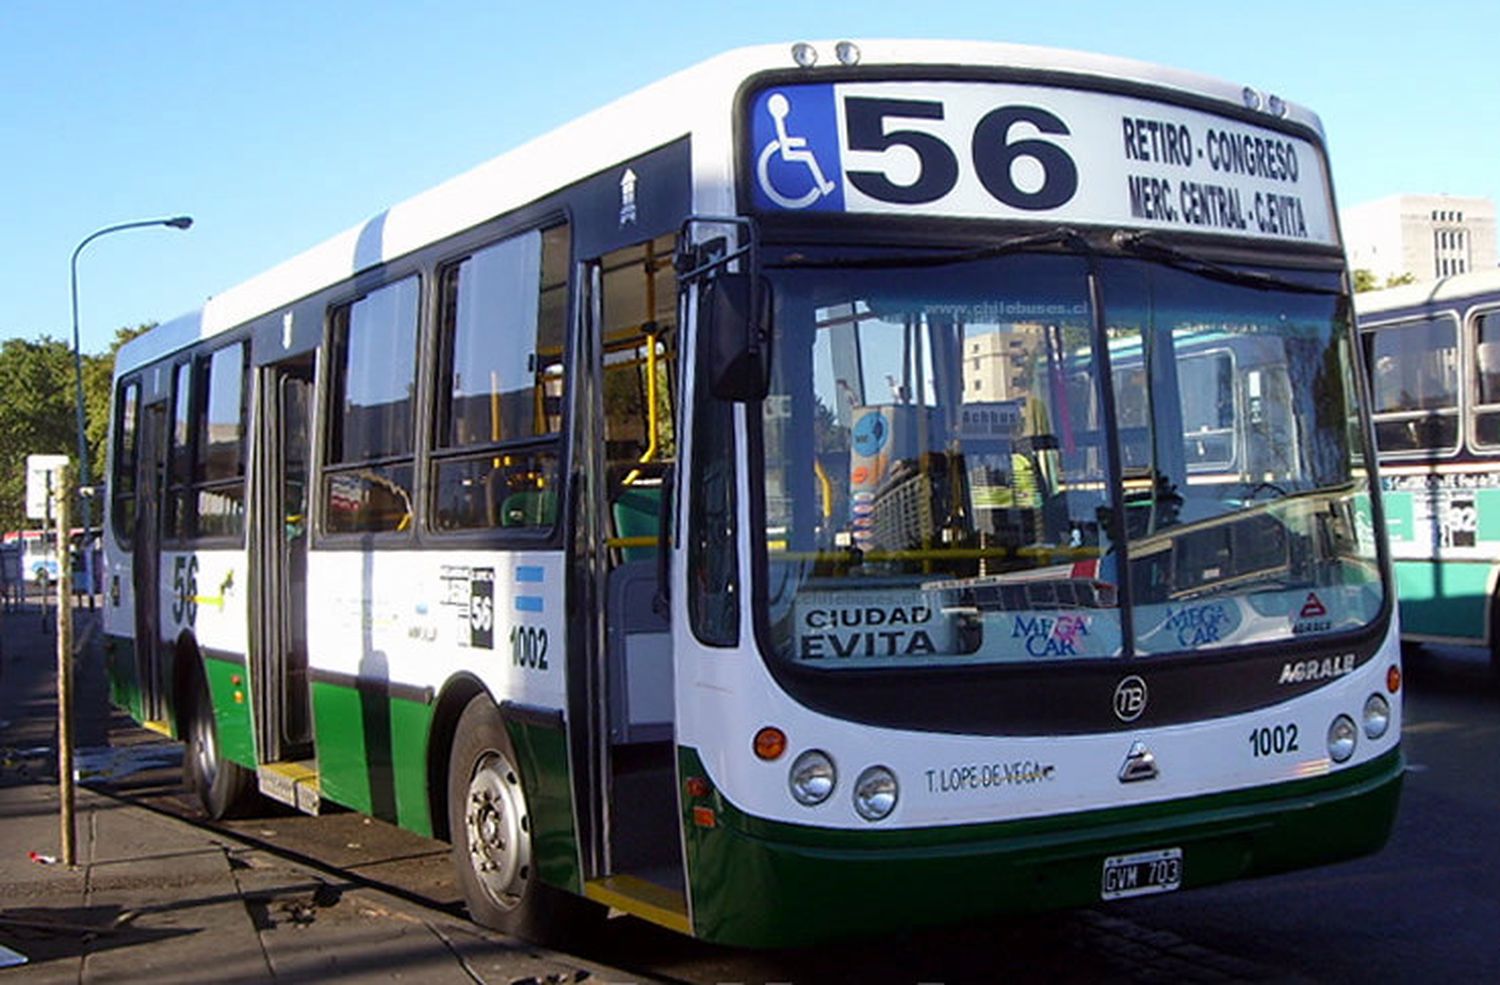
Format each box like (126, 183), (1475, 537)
(305, 550), (567, 711)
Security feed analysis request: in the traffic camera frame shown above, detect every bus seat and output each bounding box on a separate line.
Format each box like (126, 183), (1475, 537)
(499, 489), (556, 528)
(611, 486), (661, 560)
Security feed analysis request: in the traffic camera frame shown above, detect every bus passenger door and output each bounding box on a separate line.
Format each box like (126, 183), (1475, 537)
(251, 354), (315, 765)
(578, 234), (684, 901)
(132, 400), (169, 725)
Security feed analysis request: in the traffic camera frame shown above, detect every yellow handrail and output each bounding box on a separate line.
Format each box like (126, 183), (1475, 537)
(812, 459), (833, 519)
(622, 331), (660, 487)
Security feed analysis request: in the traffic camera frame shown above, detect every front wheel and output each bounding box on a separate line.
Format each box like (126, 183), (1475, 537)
(447, 696), (601, 943)
(184, 671), (257, 819)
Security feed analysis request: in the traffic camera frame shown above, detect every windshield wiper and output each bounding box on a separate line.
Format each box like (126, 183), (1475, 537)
(1110, 231), (1341, 295)
(768, 226), (1088, 270)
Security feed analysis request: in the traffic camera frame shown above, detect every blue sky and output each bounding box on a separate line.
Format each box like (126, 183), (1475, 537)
(3, 0), (1496, 354)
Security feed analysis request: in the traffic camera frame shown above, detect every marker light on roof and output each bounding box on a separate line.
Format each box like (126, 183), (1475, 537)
(791, 42), (818, 68)
(1267, 94), (1288, 118)
(835, 41), (861, 66)
(1242, 86), (1263, 111)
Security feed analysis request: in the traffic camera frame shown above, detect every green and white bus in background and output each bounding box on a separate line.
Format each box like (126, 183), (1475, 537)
(1357, 268), (1500, 667)
(103, 40), (1403, 948)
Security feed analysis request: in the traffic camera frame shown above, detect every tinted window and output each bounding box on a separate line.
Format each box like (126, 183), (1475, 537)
(431, 225), (569, 532)
(1361, 315), (1460, 454)
(1472, 310), (1500, 448)
(331, 278), (420, 463)
(325, 277), (421, 534)
(111, 380), (140, 545)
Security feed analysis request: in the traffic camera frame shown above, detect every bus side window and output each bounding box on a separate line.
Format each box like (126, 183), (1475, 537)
(1362, 316), (1460, 455)
(324, 276), (421, 534)
(430, 223), (569, 533)
(1473, 314), (1500, 447)
(112, 379), (141, 547)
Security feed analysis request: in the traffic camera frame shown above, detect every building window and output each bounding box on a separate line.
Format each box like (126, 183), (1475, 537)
(324, 276), (421, 534)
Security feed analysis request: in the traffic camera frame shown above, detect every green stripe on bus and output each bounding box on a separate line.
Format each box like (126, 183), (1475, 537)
(311, 679), (436, 836)
(679, 745), (1402, 948)
(104, 635), (145, 722)
(1383, 490), (1415, 543)
(504, 716), (582, 894)
(1394, 558), (1494, 641)
(202, 654), (256, 768)
(1479, 489), (1500, 541)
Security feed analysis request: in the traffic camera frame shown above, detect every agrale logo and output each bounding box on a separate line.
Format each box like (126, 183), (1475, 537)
(1278, 653), (1355, 684)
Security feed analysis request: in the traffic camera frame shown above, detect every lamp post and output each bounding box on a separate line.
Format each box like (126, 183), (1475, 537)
(69, 216), (193, 600)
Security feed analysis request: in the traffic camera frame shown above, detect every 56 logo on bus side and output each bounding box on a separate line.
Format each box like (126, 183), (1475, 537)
(172, 555), (199, 626)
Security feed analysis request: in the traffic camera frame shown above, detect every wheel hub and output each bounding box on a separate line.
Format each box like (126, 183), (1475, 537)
(464, 752), (530, 908)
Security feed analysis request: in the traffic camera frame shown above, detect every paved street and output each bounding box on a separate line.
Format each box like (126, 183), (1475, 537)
(0, 598), (627, 983)
(5, 591), (1497, 982)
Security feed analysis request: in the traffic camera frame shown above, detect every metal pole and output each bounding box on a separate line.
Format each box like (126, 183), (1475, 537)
(70, 216), (192, 606)
(55, 464), (76, 868)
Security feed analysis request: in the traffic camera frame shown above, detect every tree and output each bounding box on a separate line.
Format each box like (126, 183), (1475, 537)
(1353, 269), (1419, 293)
(0, 324), (153, 533)
(0, 337), (80, 532)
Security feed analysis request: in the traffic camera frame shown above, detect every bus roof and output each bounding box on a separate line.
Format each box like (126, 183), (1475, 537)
(117, 39), (1327, 375)
(1353, 267), (1500, 320)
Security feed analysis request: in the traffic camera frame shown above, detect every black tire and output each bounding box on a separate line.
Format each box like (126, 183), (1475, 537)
(447, 696), (603, 944)
(184, 670), (257, 819)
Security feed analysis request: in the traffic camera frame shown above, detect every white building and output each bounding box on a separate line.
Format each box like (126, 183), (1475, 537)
(1342, 194), (1497, 284)
(963, 324), (1041, 402)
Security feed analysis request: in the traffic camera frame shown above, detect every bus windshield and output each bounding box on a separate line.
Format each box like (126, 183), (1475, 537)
(757, 246), (1383, 667)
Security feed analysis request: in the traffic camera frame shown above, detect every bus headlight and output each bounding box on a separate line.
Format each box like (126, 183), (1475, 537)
(789, 750), (836, 805)
(1363, 694), (1391, 740)
(853, 766), (898, 822)
(1327, 714), (1358, 763)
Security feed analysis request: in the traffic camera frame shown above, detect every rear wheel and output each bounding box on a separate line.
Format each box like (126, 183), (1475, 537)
(184, 671), (257, 819)
(447, 696), (602, 943)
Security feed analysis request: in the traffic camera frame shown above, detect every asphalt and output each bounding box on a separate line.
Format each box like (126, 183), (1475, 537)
(0, 593), (638, 983)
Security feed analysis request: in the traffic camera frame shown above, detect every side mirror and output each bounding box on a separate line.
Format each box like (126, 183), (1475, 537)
(701, 272), (772, 401)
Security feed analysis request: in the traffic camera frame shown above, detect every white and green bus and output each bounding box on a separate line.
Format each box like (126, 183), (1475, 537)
(1356, 268), (1500, 667)
(103, 40), (1403, 948)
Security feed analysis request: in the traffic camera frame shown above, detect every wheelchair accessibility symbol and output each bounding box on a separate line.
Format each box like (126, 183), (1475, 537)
(757, 92), (838, 210)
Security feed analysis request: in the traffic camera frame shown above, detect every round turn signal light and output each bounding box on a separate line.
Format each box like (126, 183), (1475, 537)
(754, 727), (788, 761)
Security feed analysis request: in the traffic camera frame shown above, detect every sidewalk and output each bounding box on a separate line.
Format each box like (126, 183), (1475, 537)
(0, 599), (634, 983)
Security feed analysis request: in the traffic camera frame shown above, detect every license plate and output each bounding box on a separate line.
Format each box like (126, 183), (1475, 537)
(1100, 847), (1183, 900)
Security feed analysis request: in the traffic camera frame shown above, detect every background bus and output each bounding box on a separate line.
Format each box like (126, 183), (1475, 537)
(3, 529), (63, 585)
(1356, 267), (1500, 667)
(104, 40), (1402, 949)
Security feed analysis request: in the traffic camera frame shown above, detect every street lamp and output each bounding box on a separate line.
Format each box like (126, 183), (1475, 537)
(69, 216), (193, 598)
